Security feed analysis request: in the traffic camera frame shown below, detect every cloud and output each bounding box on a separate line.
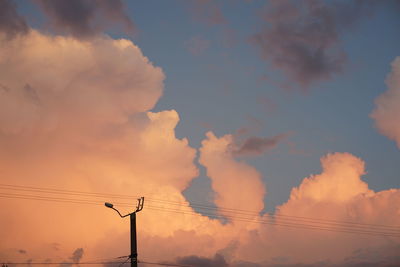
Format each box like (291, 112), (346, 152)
(234, 133), (289, 156)
(154, 241), (400, 267)
(343, 243), (400, 266)
(263, 152), (400, 264)
(34, 0), (134, 38)
(0, 30), (164, 134)
(285, 152), (371, 203)
(371, 56), (400, 149)
(189, 0), (226, 25)
(185, 36), (210, 56)
(0, 29), (201, 263)
(176, 253), (228, 267)
(199, 132), (266, 219)
(0, 0), (29, 39)
(257, 96), (277, 114)
(70, 248), (84, 263)
(252, 0), (372, 90)
(61, 248), (84, 267)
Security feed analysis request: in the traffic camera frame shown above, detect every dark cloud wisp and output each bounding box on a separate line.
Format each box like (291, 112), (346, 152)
(252, 0), (372, 91)
(234, 133), (289, 156)
(70, 247), (84, 263)
(34, 0), (134, 38)
(0, 0), (29, 39)
(176, 253), (229, 267)
(189, 0), (226, 25)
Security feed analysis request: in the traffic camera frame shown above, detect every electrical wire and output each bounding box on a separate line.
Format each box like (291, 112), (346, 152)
(2, 190), (399, 236)
(117, 256), (130, 267)
(2, 192), (400, 237)
(144, 205), (400, 237)
(1, 261), (190, 267)
(1, 193), (399, 238)
(1, 191), (399, 237)
(1, 184), (400, 237)
(0, 254), (133, 266)
(144, 204), (400, 233)
(138, 260), (190, 266)
(1, 255), (190, 267)
(0, 261), (128, 265)
(2, 183), (399, 231)
(0, 190), (397, 236)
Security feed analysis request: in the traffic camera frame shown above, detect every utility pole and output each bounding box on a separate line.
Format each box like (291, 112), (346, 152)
(105, 197), (144, 267)
(129, 198), (144, 267)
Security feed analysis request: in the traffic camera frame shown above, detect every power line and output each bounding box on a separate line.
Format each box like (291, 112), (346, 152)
(1, 261), (127, 265)
(2, 191), (399, 237)
(138, 260), (190, 267)
(1, 193), (399, 238)
(118, 256), (130, 266)
(0, 183), (142, 200)
(2, 183), (399, 231)
(1, 184), (400, 237)
(0, 190), (397, 235)
(1, 255), (131, 266)
(2, 191), (400, 237)
(1, 261), (190, 267)
(2, 190), (399, 235)
(1, 183), (398, 228)
(2, 257), (191, 267)
(144, 205), (400, 237)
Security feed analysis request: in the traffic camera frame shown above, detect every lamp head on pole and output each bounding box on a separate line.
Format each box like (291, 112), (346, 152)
(105, 202), (114, 208)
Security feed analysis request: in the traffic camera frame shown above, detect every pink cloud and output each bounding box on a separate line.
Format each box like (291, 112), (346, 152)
(371, 56), (400, 149)
(199, 131), (266, 217)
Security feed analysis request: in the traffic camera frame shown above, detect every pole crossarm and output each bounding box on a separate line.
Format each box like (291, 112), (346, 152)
(136, 197), (144, 212)
(105, 197), (144, 217)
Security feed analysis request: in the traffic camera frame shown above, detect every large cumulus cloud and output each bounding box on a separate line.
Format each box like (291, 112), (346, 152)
(248, 153), (400, 264)
(0, 29), (199, 262)
(155, 150), (400, 266)
(0, 30), (163, 134)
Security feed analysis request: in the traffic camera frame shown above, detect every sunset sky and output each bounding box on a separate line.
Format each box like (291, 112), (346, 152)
(1, 0), (400, 266)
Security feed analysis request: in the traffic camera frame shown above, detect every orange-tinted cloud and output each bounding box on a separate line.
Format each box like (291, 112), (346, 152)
(286, 152), (371, 203)
(246, 152), (400, 264)
(155, 152), (400, 266)
(0, 29), (200, 263)
(199, 132), (266, 218)
(371, 56), (400, 149)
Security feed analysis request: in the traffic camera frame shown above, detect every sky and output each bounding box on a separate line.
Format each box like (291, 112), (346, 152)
(0, 0), (400, 266)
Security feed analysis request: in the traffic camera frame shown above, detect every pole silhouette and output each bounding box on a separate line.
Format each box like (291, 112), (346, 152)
(105, 197), (144, 267)
(130, 209), (138, 266)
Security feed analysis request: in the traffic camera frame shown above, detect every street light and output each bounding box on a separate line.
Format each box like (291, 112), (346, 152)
(105, 197), (144, 267)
